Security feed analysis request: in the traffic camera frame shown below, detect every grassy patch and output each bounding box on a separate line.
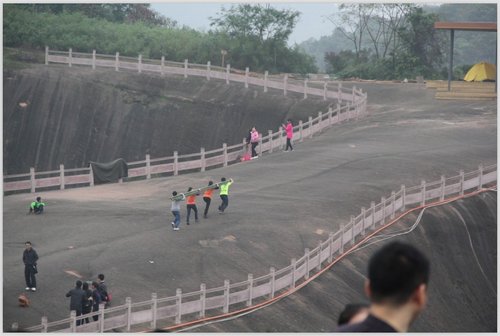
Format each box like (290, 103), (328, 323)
(3, 47), (44, 70)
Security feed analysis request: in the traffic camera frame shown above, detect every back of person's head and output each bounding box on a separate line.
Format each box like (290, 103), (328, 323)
(76, 280), (82, 288)
(188, 187), (193, 192)
(221, 177), (226, 182)
(172, 191), (177, 196)
(83, 282), (89, 291)
(36, 196), (41, 202)
(368, 241), (429, 305)
(338, 303), (370, 326)
(91, 281), (99, 289)
(98, 274), (105, 281)
(208, 181), (213, 186)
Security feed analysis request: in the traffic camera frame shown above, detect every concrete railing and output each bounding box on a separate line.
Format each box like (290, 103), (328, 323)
(4, 48), (367, 195)
(19, 164), (496, 332)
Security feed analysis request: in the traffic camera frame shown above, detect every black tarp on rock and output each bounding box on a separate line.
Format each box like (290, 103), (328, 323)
(90, 158), (128, 184)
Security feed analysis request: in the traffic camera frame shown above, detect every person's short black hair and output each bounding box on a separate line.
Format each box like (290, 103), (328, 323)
(91, 281), (99, 289)
(36, 196), (41, 202)
(25, 241), (32, 245)
(98, 274), (105, 281)
(368, 241), (430, 305)
(83, 282), (89, 291)
(172, 191), (177, 196)
(76, 280), (82, 288)
(208, 181), (213, 186)
(338, 303), (369, 326)
(221, 177), (226, 182)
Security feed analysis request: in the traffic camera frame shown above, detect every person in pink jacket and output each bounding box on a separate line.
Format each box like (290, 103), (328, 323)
(282, 119), (294, 152)
(250, 127), (260, 158)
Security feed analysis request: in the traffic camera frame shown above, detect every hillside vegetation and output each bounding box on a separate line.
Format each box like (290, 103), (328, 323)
(299, 3), (497, 78)
(3, 4), (316, 74)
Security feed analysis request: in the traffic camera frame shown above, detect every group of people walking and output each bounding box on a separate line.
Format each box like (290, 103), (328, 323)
(170, 177), (234, 231)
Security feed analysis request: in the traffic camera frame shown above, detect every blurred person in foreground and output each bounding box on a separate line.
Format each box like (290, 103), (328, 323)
(336, 241), (430, 332)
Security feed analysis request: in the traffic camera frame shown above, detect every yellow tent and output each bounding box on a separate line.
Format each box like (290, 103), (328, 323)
(464, 62), (496, 82)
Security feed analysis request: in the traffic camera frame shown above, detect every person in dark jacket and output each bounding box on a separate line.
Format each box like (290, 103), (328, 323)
(65, 280), (86, 326)
(22, 241), (38, 291)
(97, 273), (110, 307)
(91, 281), (102, 321)
(336, 242), (430, 332)
(338, 303), (370, 326)
(82, 282), (93, 324)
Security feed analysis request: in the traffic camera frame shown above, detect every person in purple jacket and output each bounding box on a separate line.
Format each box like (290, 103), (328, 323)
(282, 119), (294, 152)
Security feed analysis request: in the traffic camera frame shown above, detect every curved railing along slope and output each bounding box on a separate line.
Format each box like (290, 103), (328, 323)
(19, 164), (497, 332)
(4, 48), (367, 195)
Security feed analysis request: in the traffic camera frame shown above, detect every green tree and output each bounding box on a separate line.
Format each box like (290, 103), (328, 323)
(210, 4), (299, 42)
(396, 7), (443, 78)
(208, 4), (315, 73)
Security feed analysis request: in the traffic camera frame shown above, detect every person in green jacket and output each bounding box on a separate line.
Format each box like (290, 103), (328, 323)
(218, 177), (234, 213)
(29, 197), (45, 214)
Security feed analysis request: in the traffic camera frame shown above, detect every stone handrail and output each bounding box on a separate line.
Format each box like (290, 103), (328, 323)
(4, 48), (367, 195)
(19, 164), (496, 332)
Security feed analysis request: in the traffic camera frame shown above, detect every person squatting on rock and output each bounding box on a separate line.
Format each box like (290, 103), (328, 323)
(250, 127), (260, 158)
(282, 119), (294, 152)
(336, 241), (430, 332)
(218, 177), (234, 213)
(171, 191), (185, 231)
(29, 196), (45, 214)
(185, 187), (199, 225)
(203, 181), (215, 218)
(65, 280), (86, 326)
(23, 241), (38, 292)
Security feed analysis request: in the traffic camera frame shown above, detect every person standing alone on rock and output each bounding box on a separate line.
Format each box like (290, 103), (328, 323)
(22, 241), (38, 292)
(250, 127), (260, 159)
(282, 119), (294, 152)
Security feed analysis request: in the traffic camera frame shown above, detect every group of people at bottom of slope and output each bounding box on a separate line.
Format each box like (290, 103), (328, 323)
(245, 119), (294, 160)
(65, 274), (111, 326)
(170, 177), (234, 231)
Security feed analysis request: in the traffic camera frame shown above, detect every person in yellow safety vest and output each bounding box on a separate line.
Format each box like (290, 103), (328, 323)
(217, 177), (234, 213)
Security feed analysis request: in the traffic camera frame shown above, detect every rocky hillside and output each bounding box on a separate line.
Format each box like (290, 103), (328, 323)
(4, 57), (332, 174)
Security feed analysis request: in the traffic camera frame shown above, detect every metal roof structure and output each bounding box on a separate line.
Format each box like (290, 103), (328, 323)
(434, 22), (497, 91)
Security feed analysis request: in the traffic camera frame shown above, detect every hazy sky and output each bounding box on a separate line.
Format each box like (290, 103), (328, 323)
(150, 2), (339, 45)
